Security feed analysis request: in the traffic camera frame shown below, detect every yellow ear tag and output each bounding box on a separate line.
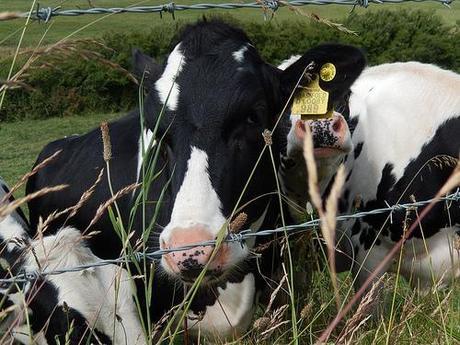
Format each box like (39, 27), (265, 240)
(291, 76), (329, 120)
(291, 63), (336, 120)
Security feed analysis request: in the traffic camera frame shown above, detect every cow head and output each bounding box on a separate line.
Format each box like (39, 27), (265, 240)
(132, 20), (365, 284)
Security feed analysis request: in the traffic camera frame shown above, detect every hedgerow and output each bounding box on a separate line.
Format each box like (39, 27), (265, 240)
(0, 10), (458, 121)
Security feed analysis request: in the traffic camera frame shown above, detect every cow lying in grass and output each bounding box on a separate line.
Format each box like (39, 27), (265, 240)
(0, 180), (144, 344)
(24, 19), (365, 340)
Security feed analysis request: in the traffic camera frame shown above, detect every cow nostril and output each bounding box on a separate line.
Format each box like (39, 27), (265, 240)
(332, 118), (342, 133)
(296, 120), (306, 133)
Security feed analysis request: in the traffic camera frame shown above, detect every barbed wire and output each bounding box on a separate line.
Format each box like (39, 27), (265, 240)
(0, 0), (452, 23)
(1, 189), (458, 285)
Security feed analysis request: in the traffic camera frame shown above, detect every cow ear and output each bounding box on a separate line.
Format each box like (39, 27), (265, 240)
(132, 48), (162, 88)
(280, 44), (366, 107)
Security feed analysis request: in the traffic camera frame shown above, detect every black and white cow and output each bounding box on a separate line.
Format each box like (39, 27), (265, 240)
(277, 55), (354, 223)
(273, 58), (460, 295)
(25, 20), (365, 338)
(0, 180), (144, 344)
(335, 62), (460, 291)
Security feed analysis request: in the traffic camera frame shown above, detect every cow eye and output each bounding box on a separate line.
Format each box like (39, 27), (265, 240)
(246, 112), (260, 126)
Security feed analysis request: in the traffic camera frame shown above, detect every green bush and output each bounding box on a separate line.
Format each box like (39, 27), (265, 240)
(0, 10), (458, 121)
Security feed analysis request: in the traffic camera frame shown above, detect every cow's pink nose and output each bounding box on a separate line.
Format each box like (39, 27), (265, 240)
(294, 112), (347, 143)
(161, 226), (221, 280)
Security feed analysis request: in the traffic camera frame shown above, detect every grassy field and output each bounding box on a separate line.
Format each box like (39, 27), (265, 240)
(1, 0), (458, 48)
(0, 112), (120, 194)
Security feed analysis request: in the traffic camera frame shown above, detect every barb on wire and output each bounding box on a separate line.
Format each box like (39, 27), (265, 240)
(260, 0), (280, 20)
(0, 189), (458, 285)
(160, 2), (176, 20)
(35, 3), (60, 23)
(351, 0), (369, 12)
(0, 0), (451, 22)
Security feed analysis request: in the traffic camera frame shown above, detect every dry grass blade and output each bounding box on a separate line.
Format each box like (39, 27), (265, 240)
(0, 12), (23, 21)
(36, 210), (59, 236)
(324, 165), (346, 304)
(0, 79), (35, 91)
(68, 168), (105, 220)
(281, 1), (357, 35)
(1, 39), (136, 95)
(254, 304), (289, 341)
(35, 168), (106, 235)
(439, 159), (460, 196)
(0, 185), (68, 221)
(265, 273), (288, 315)
(336, 275), (385, 344)
(85, 183), (141, 231)
(388, 291), (421, 343)
(303, 125), (341, 309)
(325, 165), (345, 236)
(430, 289), (452, 318)
(252, 238), (276, 253)
(1, 150), (62, 204)
(302, 126), (321, 210)
(26, 40), (137, 84)
(152, 306), (181, 340)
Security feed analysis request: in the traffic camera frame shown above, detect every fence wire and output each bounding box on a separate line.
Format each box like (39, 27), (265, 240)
(1, 189), (459, 285)
(1, 0), (451, 23)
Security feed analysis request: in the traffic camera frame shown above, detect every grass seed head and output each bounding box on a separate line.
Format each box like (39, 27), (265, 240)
(100, 121), (112, 162)
(229, 212), (248, 233)
(253, 317), (271, 332)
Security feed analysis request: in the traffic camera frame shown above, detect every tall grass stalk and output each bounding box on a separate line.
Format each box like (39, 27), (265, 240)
(0, 0), (37, 111)
(268, 143), (299, 344)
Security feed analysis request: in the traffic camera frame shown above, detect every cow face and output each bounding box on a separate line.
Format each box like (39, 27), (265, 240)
(133, 20), (365, 283)
(279, 111), (353, 224)
(279, 55), (353, 185)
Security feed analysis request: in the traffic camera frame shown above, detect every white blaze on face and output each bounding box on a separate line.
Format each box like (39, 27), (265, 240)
(155, 43), (185, 111)
(232, 45), (248, 63)
(160, 146), (227, 244)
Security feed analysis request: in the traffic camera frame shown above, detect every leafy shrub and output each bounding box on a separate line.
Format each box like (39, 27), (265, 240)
(0, 10), (458, 121)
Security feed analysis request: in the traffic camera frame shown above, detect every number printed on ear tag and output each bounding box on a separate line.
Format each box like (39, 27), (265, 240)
(291, 76), (330, 120)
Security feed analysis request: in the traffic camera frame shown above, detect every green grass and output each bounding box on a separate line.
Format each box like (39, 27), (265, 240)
(0, 112), (120, 193)
(1, 0), (458, 48)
